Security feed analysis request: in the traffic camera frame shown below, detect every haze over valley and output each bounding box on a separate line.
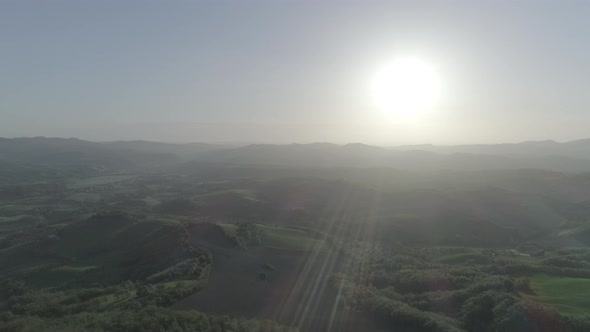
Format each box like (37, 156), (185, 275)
(3, 1), (590, 331)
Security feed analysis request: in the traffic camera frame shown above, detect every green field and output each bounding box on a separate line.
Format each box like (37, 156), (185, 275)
(26, 265), (97, 288)
(522, 274), (590, 316)
(258, 224), (325, 251)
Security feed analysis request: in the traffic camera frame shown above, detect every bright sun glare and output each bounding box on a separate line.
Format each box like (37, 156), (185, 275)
(371, 57), (441, 120)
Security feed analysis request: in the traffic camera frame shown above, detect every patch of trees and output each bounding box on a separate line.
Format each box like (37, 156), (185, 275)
(1, 306), (296, 332)
(332, 244), (590, 332)
(542, 255), (590, 269)
(229, 223), (262, 249)
(136, 282), (204, 307)
(1, 274), (299, 331)
(146, 257), (211, 284)
(332, 274), (462, 332)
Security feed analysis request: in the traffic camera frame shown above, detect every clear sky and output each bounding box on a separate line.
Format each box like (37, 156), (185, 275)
(2, 0), (590, 145)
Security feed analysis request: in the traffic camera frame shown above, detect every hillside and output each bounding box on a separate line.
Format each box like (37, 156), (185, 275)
(4, 138), (590, 330)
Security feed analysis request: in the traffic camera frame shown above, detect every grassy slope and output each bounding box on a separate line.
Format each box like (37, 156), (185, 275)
(522, 274), (590, 316)
(0, 213), (187, 288)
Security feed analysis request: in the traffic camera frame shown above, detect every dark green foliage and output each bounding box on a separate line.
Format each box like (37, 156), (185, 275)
(514, 278), (532, 293)
(561, 315), (590, 332)
(1, 307), (296, 332)
(232, 222), (262, 248)
(331, 244), (590, 332)
(460, 291), (518, 331)
(542, 255), (590, 269)
(332, 274), (462, 332)
(1, 311), (15, 323)
(0, 280), (27, 298)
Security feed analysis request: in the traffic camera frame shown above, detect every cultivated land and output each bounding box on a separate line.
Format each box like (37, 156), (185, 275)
(522, 274), (590, 317)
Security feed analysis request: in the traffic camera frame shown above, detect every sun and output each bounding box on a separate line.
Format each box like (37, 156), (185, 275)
(371, 57), (441, 119)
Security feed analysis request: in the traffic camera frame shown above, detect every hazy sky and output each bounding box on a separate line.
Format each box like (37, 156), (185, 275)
(2, 0), (590, 145)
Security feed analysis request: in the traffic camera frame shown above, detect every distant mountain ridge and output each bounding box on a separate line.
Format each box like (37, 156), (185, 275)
(395, 138), (590, 160)
(196, 140), (590, 172)
(0, 137), (228, 171)
(4, 137), (590, 173)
